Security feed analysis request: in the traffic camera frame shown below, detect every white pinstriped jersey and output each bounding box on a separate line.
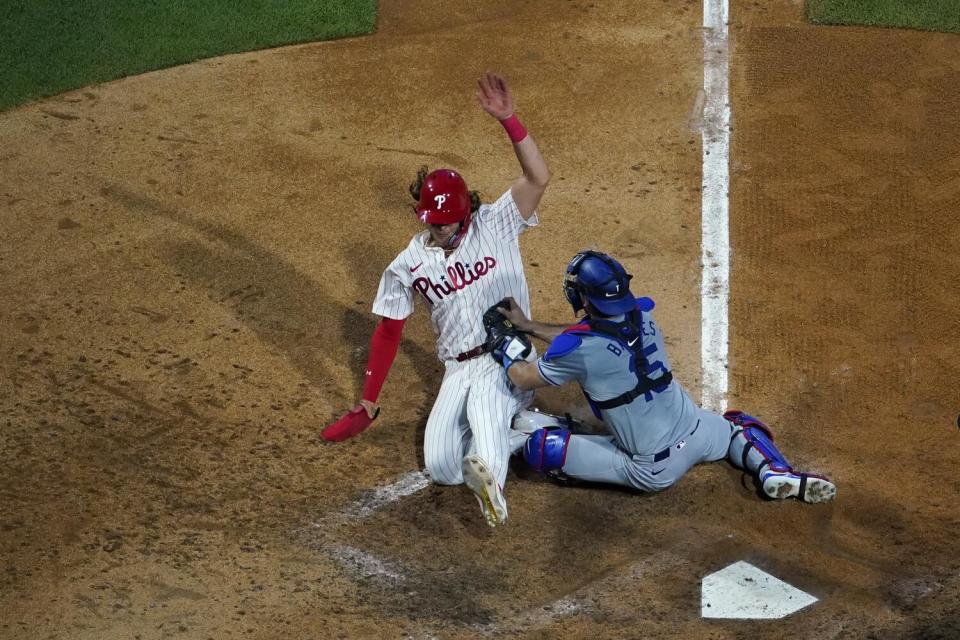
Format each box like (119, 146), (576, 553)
(372, 189), (538, 362)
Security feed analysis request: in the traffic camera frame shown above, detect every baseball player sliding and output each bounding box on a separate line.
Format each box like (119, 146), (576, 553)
(322, 72), (550, 528)
(484, 250), (837, 503)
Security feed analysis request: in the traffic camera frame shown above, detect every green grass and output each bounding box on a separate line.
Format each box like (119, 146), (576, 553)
(807, 0), (960, 33)
(0, 1), (377, 112)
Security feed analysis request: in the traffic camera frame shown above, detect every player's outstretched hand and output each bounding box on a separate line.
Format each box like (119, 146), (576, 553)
(476, 71), (514, 121)
(321, 402), (380, 442)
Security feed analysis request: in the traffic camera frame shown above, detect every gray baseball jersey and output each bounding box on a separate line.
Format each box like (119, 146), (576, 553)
(535, 299), (730, 491)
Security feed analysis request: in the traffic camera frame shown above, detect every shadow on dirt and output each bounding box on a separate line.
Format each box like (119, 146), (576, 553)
(101, 184), (439, 401)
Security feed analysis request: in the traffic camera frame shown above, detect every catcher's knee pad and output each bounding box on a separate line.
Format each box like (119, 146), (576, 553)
(724, 410), (771, 435)
(513, 409), (561, 433)
(513, 408), (583, 434)
(724, 410), (791, 475)
(523, 427), (571, 473)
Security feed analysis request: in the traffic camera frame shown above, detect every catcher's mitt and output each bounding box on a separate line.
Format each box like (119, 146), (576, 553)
(483, 299), (532, 368)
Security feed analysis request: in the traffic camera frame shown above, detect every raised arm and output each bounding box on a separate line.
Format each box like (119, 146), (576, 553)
(476, 72), (550, 220)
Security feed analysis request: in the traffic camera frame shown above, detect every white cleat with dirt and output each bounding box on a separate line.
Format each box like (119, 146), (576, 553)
(462, 454), (508, 527)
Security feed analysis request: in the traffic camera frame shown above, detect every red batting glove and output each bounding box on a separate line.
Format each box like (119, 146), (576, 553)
(321, 405), (380, 442)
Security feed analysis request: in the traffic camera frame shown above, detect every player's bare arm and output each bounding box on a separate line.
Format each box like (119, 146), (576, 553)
(508, 135), (550, 220)
(506, 315), (566, 344)
(506, 360), (549, 391)
(495, 296), (565, 343)
(358, 398), (379, 418)
(476, 72), (550, 220)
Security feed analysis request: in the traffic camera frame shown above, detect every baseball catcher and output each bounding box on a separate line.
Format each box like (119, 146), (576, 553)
(490, 250), (837, 504)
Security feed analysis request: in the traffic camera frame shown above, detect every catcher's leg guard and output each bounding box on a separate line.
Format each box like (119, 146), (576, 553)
(523, 427), (571, 473)
(724, 410), (791, 476)
(725, 410), (837, 503)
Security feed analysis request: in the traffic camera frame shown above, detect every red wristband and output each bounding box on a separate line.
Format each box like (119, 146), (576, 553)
(499, 114), (528, 143)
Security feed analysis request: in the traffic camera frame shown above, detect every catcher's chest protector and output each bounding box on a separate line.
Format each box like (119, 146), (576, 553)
(562, 309), (673, 410)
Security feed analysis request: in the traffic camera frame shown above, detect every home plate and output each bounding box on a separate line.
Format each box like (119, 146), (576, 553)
(701, 561), (818, 619)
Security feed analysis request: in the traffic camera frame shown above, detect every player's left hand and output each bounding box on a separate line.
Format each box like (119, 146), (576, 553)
(483, 299), (532, 368)
(321, 404), (380, 442)
(476, 71), (515, 121)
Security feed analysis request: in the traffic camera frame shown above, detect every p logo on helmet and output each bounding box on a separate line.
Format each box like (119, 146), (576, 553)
(416, 169), (470, 224)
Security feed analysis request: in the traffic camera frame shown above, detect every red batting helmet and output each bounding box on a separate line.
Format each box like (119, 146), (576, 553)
(415, 169), (470, 225)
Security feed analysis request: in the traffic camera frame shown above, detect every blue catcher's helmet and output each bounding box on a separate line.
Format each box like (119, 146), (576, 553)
(563, 250), (637, 316)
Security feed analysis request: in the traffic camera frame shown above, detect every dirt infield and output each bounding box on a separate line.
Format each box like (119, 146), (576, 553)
(1, 1), (958, 638)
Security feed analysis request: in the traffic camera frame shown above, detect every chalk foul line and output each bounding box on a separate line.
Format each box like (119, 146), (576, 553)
(701, 0), (731, 413)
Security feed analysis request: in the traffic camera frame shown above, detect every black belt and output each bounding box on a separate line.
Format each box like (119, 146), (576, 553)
(455, 345), (488, 362)
(651, 420), (701, 463)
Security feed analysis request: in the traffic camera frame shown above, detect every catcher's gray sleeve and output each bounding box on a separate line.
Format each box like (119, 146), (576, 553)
(536, 333), (587, 386)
